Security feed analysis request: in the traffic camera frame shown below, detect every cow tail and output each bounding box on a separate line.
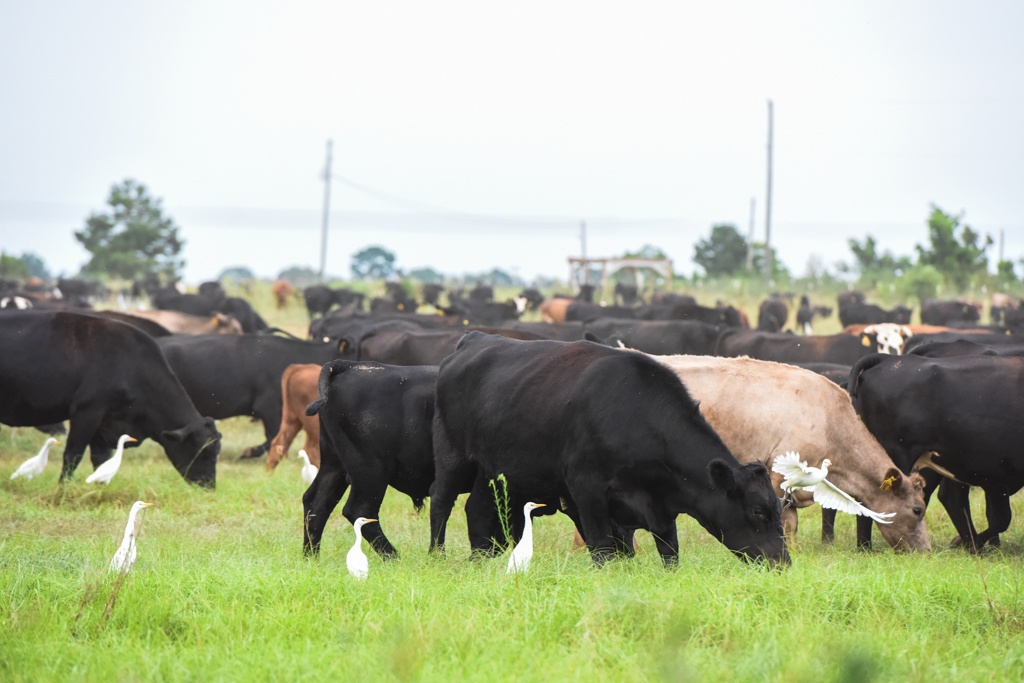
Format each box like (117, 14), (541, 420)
(305, 360), (351, 416)
(846, 353), (887, 406)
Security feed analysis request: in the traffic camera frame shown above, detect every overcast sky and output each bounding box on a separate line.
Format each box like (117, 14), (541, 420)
(1, 1), (1022, 284)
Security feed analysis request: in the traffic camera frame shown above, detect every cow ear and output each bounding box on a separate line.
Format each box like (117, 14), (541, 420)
(708, 459), (737, 493)
(879, 467), (903, 493)
(161, 426), (187, 444)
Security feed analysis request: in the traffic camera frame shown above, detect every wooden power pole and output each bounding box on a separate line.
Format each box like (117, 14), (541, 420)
(318, 139), (334, 282)
(764, 99), (774, 283)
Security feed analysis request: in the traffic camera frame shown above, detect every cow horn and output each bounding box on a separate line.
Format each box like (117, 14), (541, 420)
(912, 451), (964, 483)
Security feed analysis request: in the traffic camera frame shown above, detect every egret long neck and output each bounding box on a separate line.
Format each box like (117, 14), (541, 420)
(520, 509), (534, 545)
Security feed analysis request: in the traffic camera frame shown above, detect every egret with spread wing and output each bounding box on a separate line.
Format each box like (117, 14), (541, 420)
(10, 437), (60, 480)
(772, 451), (895, 525)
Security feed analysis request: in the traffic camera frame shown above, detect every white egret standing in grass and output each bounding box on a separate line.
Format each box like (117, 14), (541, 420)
(110, 501), (154, 574)
(9, 437), (60, 480)
(507, 502), (546, 574)
(85, 434), (137, 485)
(298, 449), (318, 485)
(347, 517), (377, 580)
(772, 451), (896, 524)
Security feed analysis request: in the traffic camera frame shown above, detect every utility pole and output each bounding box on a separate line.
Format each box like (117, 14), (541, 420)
(580, 220), (589, 285)
(746, 196), (756, 271)
(318, 139), (334, 282)
(764, 99), (774, 284)
(999, 229), (1005, 263)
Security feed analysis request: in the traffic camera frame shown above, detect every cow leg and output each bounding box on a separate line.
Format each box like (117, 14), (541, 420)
(821, 508), (837, 543)
(781, 504), (799, 545)
(301, 465), (349, 557)
(465, 473), (504, 557)
(974, 491), (1012, 549)
(59, 409), (105, 481)
(341, 484), (398, 559)
(938, 480), (981, 552)
(267, 415), (302, 472)
(241, 400), (279, 460)
(568, 486), (616, 566)
(649, 520), (680, 567)
(856, 515), (874, 550)
(88, 435), (113, 470)
(428, 417), (477, 555)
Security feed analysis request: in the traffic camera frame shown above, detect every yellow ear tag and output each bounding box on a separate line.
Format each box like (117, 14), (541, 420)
(880, 476), (896, 492)
(861, 335), (871, 347)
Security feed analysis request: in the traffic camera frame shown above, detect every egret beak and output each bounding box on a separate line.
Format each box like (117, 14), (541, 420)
(54, 440), (62, 445)
(141, 503), (154, 508)
(366, 518), (378, 523)
(128, 437), (139, 443)
(535, 503), (547, 508)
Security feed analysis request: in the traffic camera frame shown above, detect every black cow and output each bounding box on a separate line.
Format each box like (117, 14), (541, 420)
(469, 284), (494, 302)
(0, 312), (221, 486)
(838, 302), (913, 327)
(303, 285), (365, 318)
(715, 329), (882, 365)
(565, 302), (637, 322)
(613, 282), (641, 306)
(219, 297), (268, 333)
(920, 299), (982, 326)
(903, 332), (1022, 355)
(56, 278), (101, 307)
(584, 319), (723, 356)
(355, 327), (545, 365)
(449, 299), (524, 326)
(848, 352), (1024, 550)
(156, 335), (350, 459)
(517, 288), (545, 311)
(495, 320), (586, 341)
(429, 332), (790, 567)
(796, 296), (832, 335)
(198, 281), (227, 306)
(302, 361), (439, 558)
(757, 297), (789, 332)
(152, 288), (216, 316)
(908, 339), (1024, 358)
(421, 283), (444, 306)
(635, 301), (745, 327)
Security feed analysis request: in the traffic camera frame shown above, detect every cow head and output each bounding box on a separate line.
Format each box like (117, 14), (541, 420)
(874, 468), (930, 551)
(159, 416), (221, 488)
(862, 323), (912, 355)
(706, 460), (790, 567)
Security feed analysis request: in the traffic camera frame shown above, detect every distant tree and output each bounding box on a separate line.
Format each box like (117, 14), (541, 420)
(693, 225), (748, 277)
(848, 235), (913, 285)
(18, 252), (50, 280)
(351, 246), (398, 280)
(0, 252), (30, 280)
(218, 266), (255, 282)
(915, 205), (992, 290)
(74, 179), (185, 279)
(407, 267), (445, 283)
(277, 265), (320, 287)
(899, 264), (944, 304)
(748, 242), (789, 280)
(996, 260), (1018, 286)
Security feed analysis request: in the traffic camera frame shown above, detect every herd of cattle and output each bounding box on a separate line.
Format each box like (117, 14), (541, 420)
(2, 276), (1024, 568)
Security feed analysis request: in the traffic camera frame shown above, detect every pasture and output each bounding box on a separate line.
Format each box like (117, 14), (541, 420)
(4, 419), (1024, 682)
(3, 281), (1024, 681)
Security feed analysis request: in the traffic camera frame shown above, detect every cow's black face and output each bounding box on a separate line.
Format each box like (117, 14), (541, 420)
(161, 417), (221, 488)
(707, 460), (790, 567)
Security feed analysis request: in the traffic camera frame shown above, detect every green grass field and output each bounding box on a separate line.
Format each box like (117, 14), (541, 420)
(4, 419), (1024, 682)
(3, 284), (1024, 681)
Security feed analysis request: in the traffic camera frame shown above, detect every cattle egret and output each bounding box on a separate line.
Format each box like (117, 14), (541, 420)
(507, 502), (546, 574)
(347, 517), (377, 580)
(85, 434), (138, 485)
(10, 437), (60, 480)
(772, 451), (896, 524)
(298, 449), (318, 485)
(110, 501), (154, 574)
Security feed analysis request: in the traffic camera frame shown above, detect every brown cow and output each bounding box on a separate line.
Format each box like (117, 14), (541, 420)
(272, 279), (295, 309)
(124, 310), (244, 334)
(266, 364), (321, 471)
(653, 354), (929, 551)
(539, 298), (573, 323)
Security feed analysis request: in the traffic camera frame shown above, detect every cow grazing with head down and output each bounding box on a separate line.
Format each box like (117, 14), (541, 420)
(0, 312), (221, 486)
(838, 301), (913, 328)
(757, 297), (789, 332)
(920, 298), (982, 327)
(849, 352), (1024, 551)
(156, 334), (352, 459)
(303, 361), (439, 559)
(653, 354), (929, 551)
(429, 332), (790, 567)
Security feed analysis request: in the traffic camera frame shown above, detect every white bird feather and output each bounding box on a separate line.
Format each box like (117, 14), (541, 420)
(298, 449), (318, 485)
(10, 437), (60, 480)
(347, 517), (376, 580)
(507, 502), (546, 574)
(110, 501), (153, 574)
(86, 434), (137, 485)
(772, 451), (895, 525)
